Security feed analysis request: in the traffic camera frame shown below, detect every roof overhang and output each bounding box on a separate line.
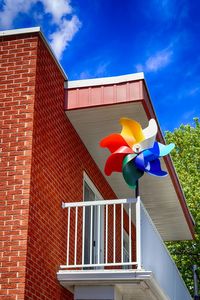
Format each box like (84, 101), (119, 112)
(64, 73), (194, 241)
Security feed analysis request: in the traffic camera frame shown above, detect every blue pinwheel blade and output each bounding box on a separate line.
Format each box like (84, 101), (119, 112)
(141, 142), (175, 162)
(157, 142), (175, 157)
(134, 152), (148, 172)
(146, 159), (168, 177)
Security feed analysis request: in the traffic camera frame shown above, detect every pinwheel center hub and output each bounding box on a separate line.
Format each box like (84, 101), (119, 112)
(133, 143), (141, 153)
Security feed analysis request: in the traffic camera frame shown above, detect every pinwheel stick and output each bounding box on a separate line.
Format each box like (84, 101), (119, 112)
(135, 180), (139, 198)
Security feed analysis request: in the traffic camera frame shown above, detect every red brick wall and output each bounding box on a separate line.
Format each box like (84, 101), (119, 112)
(0, 34), (38, 299)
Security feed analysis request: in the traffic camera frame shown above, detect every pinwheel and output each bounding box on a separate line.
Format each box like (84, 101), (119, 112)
(100, 118), (175, 189)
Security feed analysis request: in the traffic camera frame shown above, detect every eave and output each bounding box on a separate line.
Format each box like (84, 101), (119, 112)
(64, 73), (194, 241)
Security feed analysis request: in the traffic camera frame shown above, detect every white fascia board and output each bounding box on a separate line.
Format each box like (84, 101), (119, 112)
(67, 72), (145, 89)
(57, 269), (152, 284)
(0, 27), (68, 80)
(0, 27), (41, 36)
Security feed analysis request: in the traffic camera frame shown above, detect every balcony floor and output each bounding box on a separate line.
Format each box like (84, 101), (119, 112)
(57, 269), (169, 300)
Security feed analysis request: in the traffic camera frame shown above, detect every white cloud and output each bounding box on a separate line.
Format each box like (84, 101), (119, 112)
(136, 48), (173, 73)
(182, 110), (196, 121)
(154, 0), (174, 19)
(50, 16), (81, 60)
(0, 0), (81, 60)
(95, 62), (110, 76)
(0, 0), (36, 28)
(145, 49), (173, 71)
(79, 71), (91, 79)
(188, 87), (200, 96)
(152, 0), (188, 22)
(78, 60), (110, 79)
(41, 0), (72, 23)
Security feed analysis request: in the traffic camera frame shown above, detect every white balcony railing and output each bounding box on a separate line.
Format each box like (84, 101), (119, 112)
(61, 198), (138, 269)
(60, 197), (192, 300)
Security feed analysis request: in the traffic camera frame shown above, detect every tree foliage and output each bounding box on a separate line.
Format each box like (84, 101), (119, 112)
(165, 118), (200, 295)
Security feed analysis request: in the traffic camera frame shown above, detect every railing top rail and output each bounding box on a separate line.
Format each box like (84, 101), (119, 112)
(62, 198), (137, 208)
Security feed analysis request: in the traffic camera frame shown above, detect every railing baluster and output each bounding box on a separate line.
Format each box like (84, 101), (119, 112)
(113, 204), (116, 263)
(136, 196), (141, 269)
(97, 205), (100, 264)
(82, 206), (85, 265)
(129, 203), (132, 263)
(66, 207), (71, 266)
(74, 206), (78, 265)
(90, 205), (93, 264)
(105, 204), (108, 264)
(121, 203), (124, 263)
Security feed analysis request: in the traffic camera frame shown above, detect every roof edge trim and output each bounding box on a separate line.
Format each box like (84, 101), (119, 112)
(0, 27), (68, 80)
(0, 27), (41, 36)
(67, 72), (144, 89)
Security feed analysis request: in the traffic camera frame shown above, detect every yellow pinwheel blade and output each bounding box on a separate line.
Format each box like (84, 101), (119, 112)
(120, 118), (145, 148)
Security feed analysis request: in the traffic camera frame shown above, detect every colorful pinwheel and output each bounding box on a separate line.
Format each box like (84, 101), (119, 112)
(100, 118), (175, 189)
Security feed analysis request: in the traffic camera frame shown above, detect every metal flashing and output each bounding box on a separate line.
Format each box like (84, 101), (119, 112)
(0, 27), (41, 36)
(67, 72), (144, 89)
(0, 27), (68, 80)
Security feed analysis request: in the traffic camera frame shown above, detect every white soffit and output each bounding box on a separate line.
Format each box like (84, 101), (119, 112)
(66, 102), (192, 241)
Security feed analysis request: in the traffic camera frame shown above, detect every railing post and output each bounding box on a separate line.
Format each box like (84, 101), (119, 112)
(128, 202), (132, 263)
(136, 196), (142, 270)
(66, 207), (71, 266)
(82, 206), (85, 265)
(121, 204), (124, 264)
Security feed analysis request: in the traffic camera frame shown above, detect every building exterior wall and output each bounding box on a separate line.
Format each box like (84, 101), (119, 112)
(0, 33), (38, 299)
(0, 32), (136, 299)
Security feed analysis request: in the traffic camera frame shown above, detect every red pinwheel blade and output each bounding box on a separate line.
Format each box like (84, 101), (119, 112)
(104, 146), (134, 175)
(100, 134), (129, 153)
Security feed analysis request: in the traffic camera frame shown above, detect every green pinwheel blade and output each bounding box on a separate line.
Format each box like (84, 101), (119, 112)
(122, 154), (144, 189)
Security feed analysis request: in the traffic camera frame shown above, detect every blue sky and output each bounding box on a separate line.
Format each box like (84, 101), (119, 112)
(0, 0), (199, 131)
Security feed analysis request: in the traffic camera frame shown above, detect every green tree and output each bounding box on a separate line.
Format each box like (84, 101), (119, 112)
(165, 118), (200, 296)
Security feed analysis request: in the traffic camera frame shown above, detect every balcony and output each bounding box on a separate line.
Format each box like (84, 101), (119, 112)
(57, 198), (192, 300)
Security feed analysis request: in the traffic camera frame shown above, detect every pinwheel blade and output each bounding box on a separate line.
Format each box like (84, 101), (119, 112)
(122, 154), (144, 189)
(140, 119), (157, 150)
(157, 142), (175, 157)
(142, 119), (158, 139)
(104, 146), (134, 175)
(146, 159), (168, 177)
(142, 141), (175, 162)
(100, 133), (130, 153)
(134, 152), (149, 172)
(120, 118), (144, 148)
